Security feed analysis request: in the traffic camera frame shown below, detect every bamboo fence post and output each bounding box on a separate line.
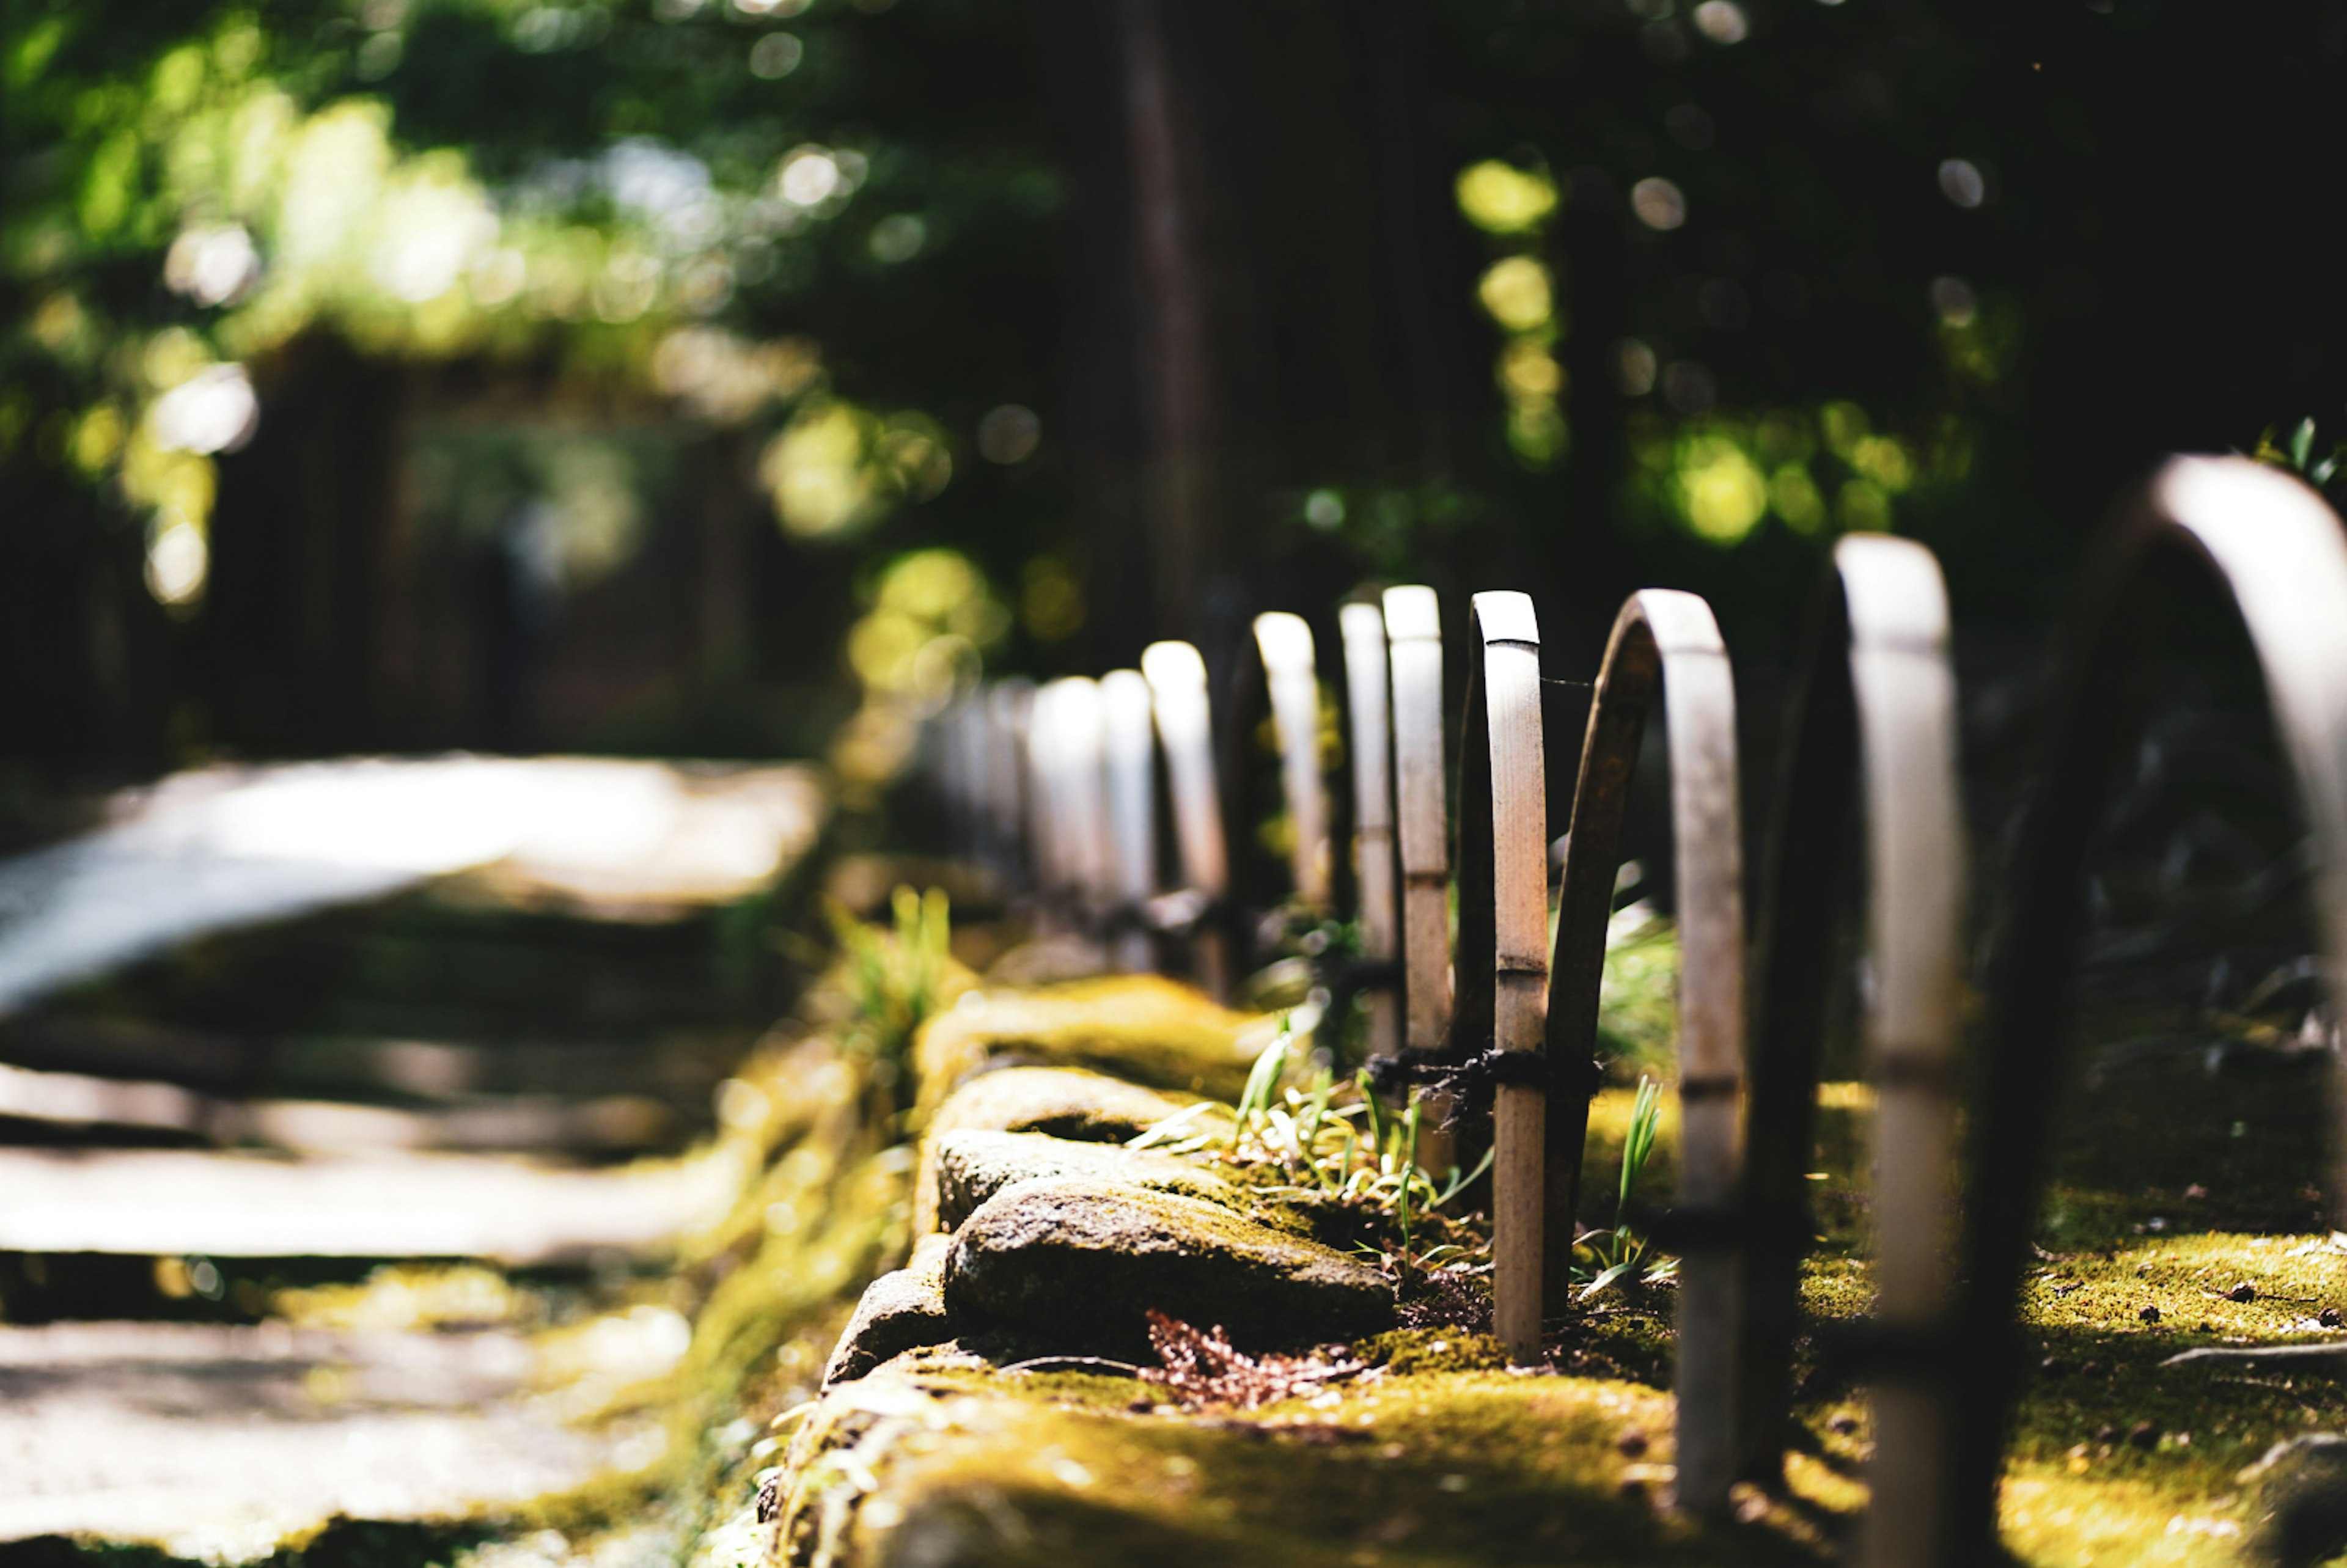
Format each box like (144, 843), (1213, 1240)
(1733, 537), (1964, 1564)
(1456, 591), (1549, 1365)
(1384, 586), (1455, 1171)
(1099, 669), (1159, 973)
(931, 694), (983, 866)
(1035, 676), (1113, 932)
(1844, 538), (1966, 1568)
(1142, 640), (1232, 998)
(1023, 679), (1067, 920)
(1340, 603), (1401, 1061)
(1254, 612), (1333, 910)
(985, 679), (1034, 889)
(1942, 457), (2347, 1564)
(1385, 587), (1452, 1053)
(1541, 589), (1745, 1515)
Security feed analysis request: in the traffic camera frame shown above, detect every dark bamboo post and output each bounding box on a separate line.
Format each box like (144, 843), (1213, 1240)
(1340, 602), (1402, 1061)
(1254, 612), (1333, 911)
(985, 678), (1034, 891)
(1541, 588), (1745, 1514)
(1142, 640), (1232, 998)
(1944, 457), (2347, 1565)
(1735, 537), (1964, 1568)
(1455, 591), (1550, 1363)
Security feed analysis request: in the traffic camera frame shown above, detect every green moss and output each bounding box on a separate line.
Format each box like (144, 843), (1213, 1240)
(912, 976), (1270, 1118)
(1356, 1327), (1508, 1376)
(777, 1362), (1831, 1567)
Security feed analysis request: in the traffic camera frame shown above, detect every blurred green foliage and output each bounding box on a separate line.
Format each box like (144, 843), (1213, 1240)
(10, 0), (2347, 735)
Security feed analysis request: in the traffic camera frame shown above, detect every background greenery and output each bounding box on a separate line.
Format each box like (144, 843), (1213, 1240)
(8, 0), (2346, 790)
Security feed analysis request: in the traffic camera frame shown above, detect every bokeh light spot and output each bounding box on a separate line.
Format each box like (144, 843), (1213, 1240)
(1938, 158), (1987, 208)
(1630, 177), (1688, 231)
(749, 32), (803, 78)
(1930, 275), (1978, 327)
(977, 404), (1041, 464)
(1614, 339), (1658, 397)
(868, 214), (926, 263)
(1477, 255), (1554, 332)
(1692, 1), (1749, 44)
(1455, 161), (1558, 235)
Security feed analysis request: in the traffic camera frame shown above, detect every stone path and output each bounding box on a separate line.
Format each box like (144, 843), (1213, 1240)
(0, 756), (823, 1015)
(0, 1319), (673, 1556)
(0, 1143), (744, 1262)
(0, 755), (823, 1556)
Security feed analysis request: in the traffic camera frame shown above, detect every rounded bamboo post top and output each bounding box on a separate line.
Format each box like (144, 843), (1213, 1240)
(1463, 590), (1548, 1366)
(1034, 675), (1113, 915)
(1098, 669), (1160, 955)
(1254, 611), (1332, 909)
(1383, 584), (1440, 642)
(1141, 640), (1229, 903)
(1384, 585), (1451, 1054)
(1542, 585), (1745, 1515)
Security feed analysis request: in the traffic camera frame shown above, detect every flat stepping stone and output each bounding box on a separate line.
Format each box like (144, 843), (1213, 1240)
(944, 1177), (1394, 1352)
(0, 757), (824, 1016)
(0, 1319), (652, 1552)
(0, 1145), (737, 1262)
(932, 1129), (1240, 1233)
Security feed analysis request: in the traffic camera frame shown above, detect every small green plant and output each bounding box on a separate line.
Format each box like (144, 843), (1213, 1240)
(826, 884), (950, 1106)
(1574, 1074), (1675, 1299)
(1133, 1021), (1492, 1270)
(2255, 415), (2345, 491)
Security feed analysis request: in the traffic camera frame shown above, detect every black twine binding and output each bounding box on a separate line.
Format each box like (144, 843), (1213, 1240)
(1362, 1046), (1598, 1131)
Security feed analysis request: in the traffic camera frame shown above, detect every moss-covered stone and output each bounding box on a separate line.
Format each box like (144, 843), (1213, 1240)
(913, 978), (1268, 1118)
(823, 1235), (959, 1388)
(924, 1066), (1197, 1145)
(912, 1067), (1207, 1234)
(932, 1131), (1240, 1232)
(943, 1177), (1394, 1354)
(769, 1359), (1828, 1568)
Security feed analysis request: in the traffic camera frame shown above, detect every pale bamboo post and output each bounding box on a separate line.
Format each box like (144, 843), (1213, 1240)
(1339, 603), (1401, 1061)
(1842, 540), (1966, 1568)
(1254, 612), (1332, 910)
(1734, 537), (1964, 1558)
(1060, 675), (1115, 928)
(1458, 591), (1549, 1365)
(1944, 458), (2347, 1563)
(1098, 668), (1159, 973)
(1142, 640), (1232, 998)
(1034, 676), (1112, 932)
(1384, 586), (1455, 1171)
(1540, 589), (1745, 1515)
(1022, 679), (1066, 920)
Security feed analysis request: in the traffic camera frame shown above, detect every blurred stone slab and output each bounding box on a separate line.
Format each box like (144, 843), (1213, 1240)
(0, 1319), (664, 1551)
(0, 756), (826, 1015)
(0, 1058), (676, 1154)
(0, 1143), (743, 1262)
